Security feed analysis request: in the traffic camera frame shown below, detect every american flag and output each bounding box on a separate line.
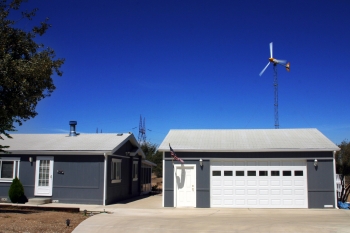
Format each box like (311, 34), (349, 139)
(169, 144), (184, 163)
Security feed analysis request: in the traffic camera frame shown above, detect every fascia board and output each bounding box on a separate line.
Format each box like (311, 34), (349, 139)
(158, 148), (340, 152)
(2, 150), (110, 155)
(110, 134), (146, 159)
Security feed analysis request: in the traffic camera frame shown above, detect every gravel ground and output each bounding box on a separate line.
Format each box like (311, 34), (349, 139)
(0, 208), (90, 233)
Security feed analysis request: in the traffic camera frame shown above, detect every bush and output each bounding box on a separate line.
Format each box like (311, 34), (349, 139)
(8, 177), (25, 203)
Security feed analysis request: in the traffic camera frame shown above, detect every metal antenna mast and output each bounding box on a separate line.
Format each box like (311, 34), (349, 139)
(273, 64), (279, 129)
(138, 115), (146, 144)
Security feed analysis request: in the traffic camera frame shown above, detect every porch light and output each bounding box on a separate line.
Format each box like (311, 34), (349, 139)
(29, 157), (33, 163)
(314, 159), (318, 167)
(200, 158), (203, 167)
(66, 219), (70, 227)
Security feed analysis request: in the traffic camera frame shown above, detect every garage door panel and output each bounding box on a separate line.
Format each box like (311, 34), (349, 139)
(259, 180), (268, 186)
(283, 199), (293, 205)
(247, 180), (257, 186)
(212, 180), (221, 186)
(224, 189), (233, 195)
(247, 189), (257, 195)
(247, 199), (257, 205)
(282, 180), (293, 186)
(259, 199), (269, 205)
(283, 189), (293, 195)
(224, 180), (233, 186)
(236, 189), (245, 195)
(271, 180), (281, 186)
(294, 180), (304, 186)
(235, 180), (245, 186)
(224, 200), (233, 205)
(211, 160), (307, 208)
(271, 199), (281, 205)
(294, 189), (305, 195)
(259, 189), (269, 195)
(271, 189), (281, 195)
(235, 199), (245, 205)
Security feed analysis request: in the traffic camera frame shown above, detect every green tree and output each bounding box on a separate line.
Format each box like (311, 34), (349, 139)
(141, 142), (162, 177)
(0, 0), (64, 152)
(335, 140), (350, 202)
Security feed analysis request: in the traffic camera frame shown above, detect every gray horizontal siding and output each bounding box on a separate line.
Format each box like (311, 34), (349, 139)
(52, 155), (104, 205)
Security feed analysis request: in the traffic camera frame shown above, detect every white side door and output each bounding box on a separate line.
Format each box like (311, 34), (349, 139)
(34, 156), (54, 196)
(175, 165), (196, 207)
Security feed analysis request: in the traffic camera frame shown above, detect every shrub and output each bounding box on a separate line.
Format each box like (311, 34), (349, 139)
(8, 177), (25, 203)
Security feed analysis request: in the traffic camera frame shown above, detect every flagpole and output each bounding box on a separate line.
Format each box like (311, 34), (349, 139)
(170, 143), (174, 165)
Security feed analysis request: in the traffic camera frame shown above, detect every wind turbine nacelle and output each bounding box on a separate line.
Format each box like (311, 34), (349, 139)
(286, 62), (290, 72)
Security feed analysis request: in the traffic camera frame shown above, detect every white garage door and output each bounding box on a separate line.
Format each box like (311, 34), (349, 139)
(211, 160), (308, 208)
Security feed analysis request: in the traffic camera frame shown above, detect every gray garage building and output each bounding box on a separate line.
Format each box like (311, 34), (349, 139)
(0, 122), (155, 205)
(158, 129), (339, 208)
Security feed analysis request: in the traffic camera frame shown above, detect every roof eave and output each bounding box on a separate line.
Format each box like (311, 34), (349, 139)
(1, 150), (111, 155)
(111, 134), (146, 159)
(158, 148), (340, 153)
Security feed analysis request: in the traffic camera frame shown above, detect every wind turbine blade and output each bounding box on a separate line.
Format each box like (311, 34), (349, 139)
(259, 62), (270, 76)
(275, 59), (287, 64)
(270, 42), (273, 58)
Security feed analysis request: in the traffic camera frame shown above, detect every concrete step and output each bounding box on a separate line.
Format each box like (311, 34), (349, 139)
(26, 198), (51, 205)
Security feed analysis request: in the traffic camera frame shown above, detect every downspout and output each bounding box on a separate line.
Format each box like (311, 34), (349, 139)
(103, 153), (107, 206)
(162, 151), (165, 207)
(333, 151), (338, 209)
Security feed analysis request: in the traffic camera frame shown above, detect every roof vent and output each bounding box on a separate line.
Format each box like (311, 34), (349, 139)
(69, 121), (78, 136)
(117, 133), (123, 136)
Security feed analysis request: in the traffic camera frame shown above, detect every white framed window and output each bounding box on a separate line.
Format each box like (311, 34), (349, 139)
(133, 161), (138, 181)
(111, 158), (122, 183)
(0, 157), (20, 182)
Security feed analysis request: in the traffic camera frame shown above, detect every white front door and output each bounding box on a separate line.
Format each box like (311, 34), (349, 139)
(34, 156), (54, 196)
(174, 165), (196, 207)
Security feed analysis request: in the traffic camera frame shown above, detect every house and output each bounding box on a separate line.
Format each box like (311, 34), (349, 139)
(0, 121), (155, 205)
(158, 128), (340, 208)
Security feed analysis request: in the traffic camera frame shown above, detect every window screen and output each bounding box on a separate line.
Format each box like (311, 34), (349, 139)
(0, 161), (14, 179)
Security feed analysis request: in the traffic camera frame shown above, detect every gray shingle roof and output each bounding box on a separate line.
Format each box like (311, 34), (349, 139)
(158, 129), (339, 152)
(1, 133), (144, 156)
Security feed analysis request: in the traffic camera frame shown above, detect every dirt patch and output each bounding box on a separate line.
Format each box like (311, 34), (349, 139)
(0, 207), (90, 233)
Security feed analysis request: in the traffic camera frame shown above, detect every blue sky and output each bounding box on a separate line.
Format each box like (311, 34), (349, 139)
(11, 0), (350, 146)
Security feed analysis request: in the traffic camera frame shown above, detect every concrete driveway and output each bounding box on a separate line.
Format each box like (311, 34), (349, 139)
(73, 195), (350, 233)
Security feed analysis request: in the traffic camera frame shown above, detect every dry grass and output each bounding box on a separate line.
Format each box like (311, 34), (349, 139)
(0, 207), (90, 233)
